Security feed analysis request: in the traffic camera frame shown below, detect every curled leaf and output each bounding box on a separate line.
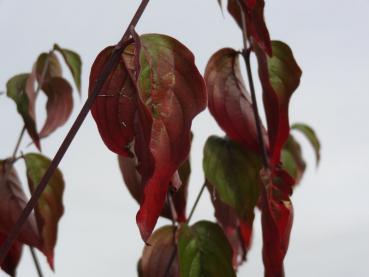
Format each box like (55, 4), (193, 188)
(54, 44), (82, 93)
(178, 221), (236, 277)
(0, 161), (40, 248)
(292, 123), (321, 165)
(205, 48), (268, 153)
(138, 226), (178, 277)
(260, 168), (294, 277)
(24, 153), (65, 270)
(6, 74), (40, 150)
(39, 77), (73, 138)
(255, 40), (302, 165)
(281, 135), (306, 184)
(227, 0), (272, 55)
(35, 52), (62, 83)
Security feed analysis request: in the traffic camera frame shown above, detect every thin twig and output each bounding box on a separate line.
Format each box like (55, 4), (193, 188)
(29, 247), (44, 277)
(237, 0), (269, 170)
(0, 0), (150, 264)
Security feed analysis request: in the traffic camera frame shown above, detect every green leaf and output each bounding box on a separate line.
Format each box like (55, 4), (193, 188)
(54, 44), (82, 94)
(281, 135), (306, 183)
(178, 221), (236, 277)
(203, 136), (261, 220)
(24, 153), (65, 270)
(292, 123), (321, 165)
(6, 74), (40, 150)
(35, 52), (62, 83)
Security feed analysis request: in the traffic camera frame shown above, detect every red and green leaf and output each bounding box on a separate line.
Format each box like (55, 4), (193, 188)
(39, 77), (73, 138)
(255, 41), (302, 165)
(53, 44), (82, 94)
(24, 153), (65, 270)
(6, 74), (40, 150)
(0, 233), (23, 277)
(178, 221), (236, 277)
(35, 52), (62, 84)
(205, 48), (268, 153)
(260, 168), (294, 277)
(281, 135), (306, 184)
(0, 161), (40, 248)
(138, 225), (178, 277)
(127, 34), (206, 241)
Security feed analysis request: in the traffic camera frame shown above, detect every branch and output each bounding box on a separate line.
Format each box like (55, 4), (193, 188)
(237, 0), (270, 170)
(0, 0), (150, 264)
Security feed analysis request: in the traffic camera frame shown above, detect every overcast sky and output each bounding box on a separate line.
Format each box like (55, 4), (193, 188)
(1, 0), (369, 276)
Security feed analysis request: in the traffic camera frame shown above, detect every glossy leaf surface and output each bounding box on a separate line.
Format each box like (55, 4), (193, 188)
(178, 221), (236, 277)
(0, 161), (40, 248)
(24, 153), (65, 269)
(39, 77), (73, 138)
(6, 74), (40, 150)
(255, 41), (302, 165)
(205, 48), (268, 153)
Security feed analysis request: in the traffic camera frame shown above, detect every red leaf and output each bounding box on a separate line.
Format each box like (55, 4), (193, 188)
(138, 225), (179, 276)
(228, 0), (272, 55)
(89, 42), (137, 157)
(39, 77), (73, 138)
(0, 233), (23, 277)
(260, 168), (294, 277)
(132, 34), (206, 241)
(118, 154), (190, 222)
(205, 48), (268, 153)
(255, 41), (302, 165)
(0, 161), (40, 248)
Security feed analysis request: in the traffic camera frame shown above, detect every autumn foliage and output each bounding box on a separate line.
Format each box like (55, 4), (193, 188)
(0, 0), (321, 276)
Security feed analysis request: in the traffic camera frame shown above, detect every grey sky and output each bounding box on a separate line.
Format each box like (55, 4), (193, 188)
(1, 0), (369, 276)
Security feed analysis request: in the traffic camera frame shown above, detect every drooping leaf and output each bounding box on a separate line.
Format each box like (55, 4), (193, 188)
(281, 135), (306, 183)
(0, 161), (40, 248)
(138, 225), (178, 277)
(227, 0), (272, 55)
(0, 232), (23, 277)
(205, 48), (268, 153)
(178, 221), (236, 277)
(292, 123), (321, 165)
(54, 44), (82, 93)
(118, 154), (190, 222)
(6, 74), (40, 150)
(130, 34), (207, 241)
(203, 136), (260, 220)
(255, 40), (302, 165)
(35, 52), (62, 83)
(89, 42), (138, 157)
(260, 168), (294, 277)
(24, 153), (65, 270)
(206, 182), (253, 266)
(39, 77), (73, 138)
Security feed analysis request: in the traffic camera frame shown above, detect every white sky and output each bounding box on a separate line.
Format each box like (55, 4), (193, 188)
(1, 0), (369, 276)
